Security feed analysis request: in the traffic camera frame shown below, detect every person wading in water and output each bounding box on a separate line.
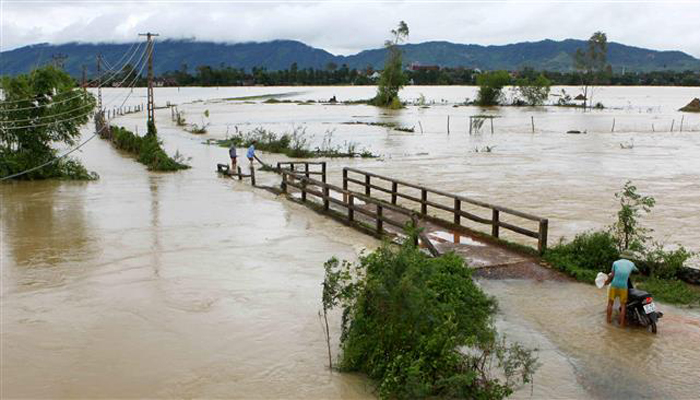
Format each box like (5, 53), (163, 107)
(605, 249), (639, 327)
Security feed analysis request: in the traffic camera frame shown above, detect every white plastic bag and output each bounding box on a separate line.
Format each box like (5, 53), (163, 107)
(595, 272), (608, 289)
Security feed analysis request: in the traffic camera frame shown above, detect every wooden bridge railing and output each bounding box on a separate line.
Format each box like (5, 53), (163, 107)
(277, 161), (326, 183)
(342, 167), (549, 253)
(279, 168), (421, 243)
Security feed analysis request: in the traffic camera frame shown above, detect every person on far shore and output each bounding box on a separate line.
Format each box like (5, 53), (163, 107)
(247, 141), (256, 165)
(229, 144), (237, 172)
(605, 249), (639, 327)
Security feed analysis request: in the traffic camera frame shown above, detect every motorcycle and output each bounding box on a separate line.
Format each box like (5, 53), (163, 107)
(624, 278), (663, 334)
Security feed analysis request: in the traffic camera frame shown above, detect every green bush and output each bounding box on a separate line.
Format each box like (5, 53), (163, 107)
(544, 231), (619, 283)
(0, 149), (97, 180)
(323, 240), (538, 399)
(476, 71), (511, 106)
(638, 244), (694, 280)
(110, 125), (189, 171)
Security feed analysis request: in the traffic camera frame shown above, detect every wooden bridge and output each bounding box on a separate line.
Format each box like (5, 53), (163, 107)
(220, 160), (560, 278)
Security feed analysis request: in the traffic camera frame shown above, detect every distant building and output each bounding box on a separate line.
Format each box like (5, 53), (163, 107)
(369, 71), (382, 80)
(409, 62), (440, 71)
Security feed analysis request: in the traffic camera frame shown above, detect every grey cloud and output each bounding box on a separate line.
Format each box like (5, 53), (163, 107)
(1, 1), (699, 57)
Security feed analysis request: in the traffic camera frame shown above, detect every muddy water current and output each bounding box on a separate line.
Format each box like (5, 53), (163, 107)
(2, 86), (699, 398)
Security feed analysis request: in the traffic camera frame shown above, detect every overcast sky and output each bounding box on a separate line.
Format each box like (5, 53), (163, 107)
(2, 0), (700, 58)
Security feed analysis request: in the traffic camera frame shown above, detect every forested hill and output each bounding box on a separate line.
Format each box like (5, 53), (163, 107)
(2, 38), (699, 77)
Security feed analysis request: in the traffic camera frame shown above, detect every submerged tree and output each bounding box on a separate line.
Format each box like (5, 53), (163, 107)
(574, 31), (610, 109)
(372, 21), (409, 109)
(0, 66), (97, 180)
(476, 70), (511, 106)
(514, 74), (552, 106)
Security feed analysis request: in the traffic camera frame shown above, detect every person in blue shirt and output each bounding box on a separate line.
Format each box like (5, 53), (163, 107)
(605, 249), (639, 327)
(246, 141), (256, 165)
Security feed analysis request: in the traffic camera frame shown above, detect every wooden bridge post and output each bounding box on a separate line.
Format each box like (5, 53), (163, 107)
(538, 219), (549, 254)
(323, 185), (330, 211)
(454, 199), (461, 224)
(342, 168), (348, 203)
(348, 194), (354, 222)
(250, 164), (256, 186)
(491, 209), (500, 238)
(376, 204), (383, 234)
(365, 175), (371, 196)
(421, 189), (427, 215)
(305, 162), (310, 179)
(321, 162), (327, 184)
(281, 171), (287, 193)
(301, 179), (307, 202)
(391, 182), (398, 204)
(237, 167), (243, 181)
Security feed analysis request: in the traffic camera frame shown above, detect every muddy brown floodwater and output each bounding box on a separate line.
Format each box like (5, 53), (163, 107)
(2, 86), (699, 398)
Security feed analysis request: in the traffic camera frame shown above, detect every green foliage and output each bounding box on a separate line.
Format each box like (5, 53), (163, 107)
(637, 278), (700, 306)
(514, 74), (551, 106)
(111, 125), (190, 171)
(0, 65), (96, 180)
(544, 231), (619, 283)
(215, 127), (377, 159)
(476, 71), (511, 106)
(574, 31), (610, 108)
(372, 21), (409, 108)
(323, 240), (538, 399)
(611, 180), (656, 251)
(638, 243), (694, 280)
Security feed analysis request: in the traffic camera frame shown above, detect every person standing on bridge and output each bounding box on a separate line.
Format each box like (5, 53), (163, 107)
(229, 143), (238, 172)
(605, 250), (638, 327)
(247, 141), (256, 165)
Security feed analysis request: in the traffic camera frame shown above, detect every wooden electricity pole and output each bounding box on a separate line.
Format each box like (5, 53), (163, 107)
(139, 32), (159, 129)
(51, 53), (68, 69)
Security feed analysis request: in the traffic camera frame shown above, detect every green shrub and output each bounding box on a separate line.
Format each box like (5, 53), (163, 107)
(544, 230), (619, 283)
(110, 125), (189, 171)
(323, 240), (538, 399)
(638, 244), (694, 279)
(476, 71), (511, 106)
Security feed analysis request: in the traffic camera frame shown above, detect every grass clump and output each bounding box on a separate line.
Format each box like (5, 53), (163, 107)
(322, 236), (539, 399)
(214, 126), (377, 159)
(544, 231), (619, 283)
(111, 126), (190, 171)
(637, 278), (700, 306)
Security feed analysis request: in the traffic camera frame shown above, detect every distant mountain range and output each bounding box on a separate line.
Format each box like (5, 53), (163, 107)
(2, 39), (699, 77)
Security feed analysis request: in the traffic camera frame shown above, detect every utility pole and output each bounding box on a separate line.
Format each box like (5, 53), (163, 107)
(96, 54), (103, 111)
(139, 32), (159, 130)
(51, 53), (68, 69)
(81, 65), (87, 91)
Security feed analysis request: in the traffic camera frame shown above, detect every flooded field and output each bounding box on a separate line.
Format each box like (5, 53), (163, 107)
(2, 86), (699, 398)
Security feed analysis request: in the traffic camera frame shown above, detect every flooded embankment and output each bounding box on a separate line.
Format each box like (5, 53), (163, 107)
(2, 86), (700, 398)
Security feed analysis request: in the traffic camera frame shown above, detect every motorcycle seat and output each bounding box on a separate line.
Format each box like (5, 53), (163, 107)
(628, 288), (649, 300)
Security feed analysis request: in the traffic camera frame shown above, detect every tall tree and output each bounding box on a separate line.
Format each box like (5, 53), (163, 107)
(0, 66), (96, 180)
(574, 31), (609, 109)
(372, 21), (409, 108)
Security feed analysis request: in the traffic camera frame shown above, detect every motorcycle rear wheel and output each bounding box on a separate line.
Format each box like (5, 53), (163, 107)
(647, 321), (657, 334)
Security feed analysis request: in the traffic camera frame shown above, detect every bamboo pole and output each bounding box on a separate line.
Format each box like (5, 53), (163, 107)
(670, 119), (675, 132)
(531, 116), (535, 133)
(447, 115), (450, 134)
(680, 115), (684, 132)
(611, 118), (616, 133)
(418, 121), (424, 134)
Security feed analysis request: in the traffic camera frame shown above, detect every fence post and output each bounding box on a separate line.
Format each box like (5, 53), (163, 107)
(376, 204), (383, 234)
(237, 167), (242, 181)
(281, 172), (287, 193)
(323, 185), (330, 211)
(421, 189), (427, 215)
(321, 162), (327, 184)
(301, 178), (307, 202)
(343, 168), (348, 203)
(365, 175), (371, 196)
(348, 194), (354, 222)
(531, 116), (535, 133)
(454, 199), (461, 225)
(391, 182), (398, 204)
(305, 162), (310, 179)
(250, 164), (256, 186)
(538, 219), (549, 254)
(491, 209), (500, 238)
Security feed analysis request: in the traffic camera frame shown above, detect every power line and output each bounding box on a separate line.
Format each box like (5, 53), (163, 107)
(0, 41), (144, 110)
(1, 45), (150, 130)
